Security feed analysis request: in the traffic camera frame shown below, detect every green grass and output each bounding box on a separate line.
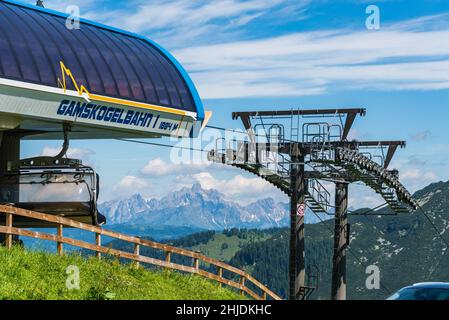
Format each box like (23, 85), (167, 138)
(0, 246), (245, 300)
(190, 233), (270, 261)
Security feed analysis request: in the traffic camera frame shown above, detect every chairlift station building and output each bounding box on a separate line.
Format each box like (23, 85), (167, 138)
(0, 0), (205, 141)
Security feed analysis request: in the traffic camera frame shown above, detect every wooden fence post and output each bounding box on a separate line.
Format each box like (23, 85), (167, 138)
(57, 223), (63, 256)
(165, 252), (171, 263)
(134, 243), (140, 268)
(240, 275), (246, 296)
(96, 233), (101, 259)
(263, 292), (267, 300)
(193, 258), (199, 270)
(218, 267), (223, 288)
(5, 212), (13, 249)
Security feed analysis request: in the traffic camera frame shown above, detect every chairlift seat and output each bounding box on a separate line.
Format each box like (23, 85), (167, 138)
(0, 157), (106, 228)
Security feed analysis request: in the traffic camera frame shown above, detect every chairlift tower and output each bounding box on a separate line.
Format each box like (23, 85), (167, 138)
(208, 108), (417, 300)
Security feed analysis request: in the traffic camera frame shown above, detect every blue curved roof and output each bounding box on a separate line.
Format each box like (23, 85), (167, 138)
(0, 0), (203, 119)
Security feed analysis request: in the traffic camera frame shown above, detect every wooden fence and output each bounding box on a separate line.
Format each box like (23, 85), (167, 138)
(0, 205), (281, 300)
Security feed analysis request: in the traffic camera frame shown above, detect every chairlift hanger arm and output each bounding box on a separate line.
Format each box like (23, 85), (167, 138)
(384, 145), (399, 169)
(232, 108), (366, 121)
(54, 122), (71, 160)
(342, 112), (357, 141)
(237, 114), (253, 131)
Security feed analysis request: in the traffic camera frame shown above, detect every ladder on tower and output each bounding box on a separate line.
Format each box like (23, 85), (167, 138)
(305, 179), (330, 213)
(290, 108), (300, 142)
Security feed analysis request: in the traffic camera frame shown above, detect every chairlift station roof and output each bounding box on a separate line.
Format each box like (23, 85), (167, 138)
(0, 0), (205, 139)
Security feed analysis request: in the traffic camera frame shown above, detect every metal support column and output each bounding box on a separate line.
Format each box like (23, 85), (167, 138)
(0, 131), (20, 204)
(0, 131), (20, 244)
(0, 131), (20, 177)
(289, 144), (306, 300)
(331, 182), (349, 300)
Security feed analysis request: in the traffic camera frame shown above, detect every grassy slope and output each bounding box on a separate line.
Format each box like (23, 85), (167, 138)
(0, 247), (244, 300)
(190, 233), (271, 261)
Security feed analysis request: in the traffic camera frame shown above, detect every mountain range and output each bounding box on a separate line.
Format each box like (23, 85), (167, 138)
(99, 183), (326, 230)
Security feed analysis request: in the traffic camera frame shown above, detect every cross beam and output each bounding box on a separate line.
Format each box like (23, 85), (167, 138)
(232, 108), (366, 134)
(232, 108), (366, 119)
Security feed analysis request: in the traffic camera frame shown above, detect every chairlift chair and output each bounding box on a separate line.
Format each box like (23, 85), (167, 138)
(0, 123), (106, 228)
(0, 156), (106, 228)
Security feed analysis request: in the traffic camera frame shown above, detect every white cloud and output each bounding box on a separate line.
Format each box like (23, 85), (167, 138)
(39, 146), (96, 166)
(400, 168), (439, 191)
(105, 0), (285, 31)
(85, 0), (310, 47)
(411, 130), (431, 142)
(174, 17), (449, 99)
(140, 157), (216, 176)
(141, 158), (177, 176)
(111, 175), (151, 199)
(390, 12), (449, 32)
(40, 146), (94, 159)
(388, 155), (440, 193)
(117, 175), (149, 188)
(192, 171), (286, 204)
(346, 129), (371, 141)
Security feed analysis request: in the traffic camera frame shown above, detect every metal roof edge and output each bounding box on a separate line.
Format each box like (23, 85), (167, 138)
(0, 0), (204, 121)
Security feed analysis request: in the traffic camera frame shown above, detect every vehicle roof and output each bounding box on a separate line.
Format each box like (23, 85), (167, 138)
(403, 282), (449, 289)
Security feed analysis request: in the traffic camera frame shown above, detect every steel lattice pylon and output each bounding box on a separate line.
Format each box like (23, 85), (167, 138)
(208, 108), (417, 300)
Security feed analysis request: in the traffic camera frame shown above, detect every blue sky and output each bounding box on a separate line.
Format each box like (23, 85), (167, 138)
(21, 0), (449, 208)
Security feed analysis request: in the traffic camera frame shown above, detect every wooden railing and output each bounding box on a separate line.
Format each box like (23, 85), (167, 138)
(0, 205), (281, 300)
